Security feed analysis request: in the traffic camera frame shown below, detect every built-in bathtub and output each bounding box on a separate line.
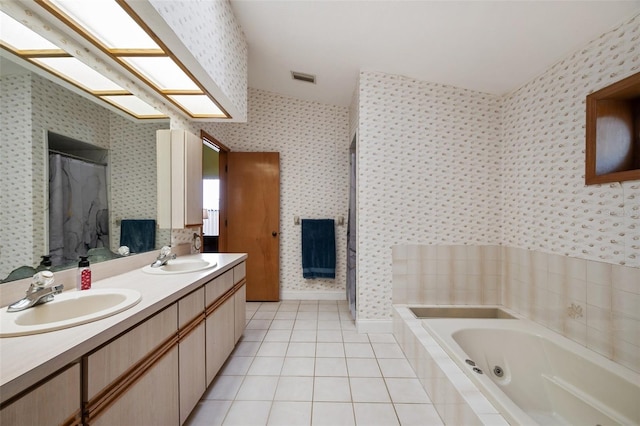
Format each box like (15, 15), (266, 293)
(423, 317), (640, 425)
(409, 305), (517, 320)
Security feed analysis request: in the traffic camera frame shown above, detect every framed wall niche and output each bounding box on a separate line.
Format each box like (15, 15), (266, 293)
(585, 72), (640, 185)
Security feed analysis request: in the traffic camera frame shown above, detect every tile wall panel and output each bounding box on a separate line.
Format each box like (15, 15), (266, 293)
(501, 246), (640, 373)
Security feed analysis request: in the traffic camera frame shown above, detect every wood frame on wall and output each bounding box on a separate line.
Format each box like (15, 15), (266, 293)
(585, 72), (640, 185)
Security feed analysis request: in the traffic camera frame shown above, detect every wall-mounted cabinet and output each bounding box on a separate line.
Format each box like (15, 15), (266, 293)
(586, 72), (640, 184)
(157, 130), (203, 228)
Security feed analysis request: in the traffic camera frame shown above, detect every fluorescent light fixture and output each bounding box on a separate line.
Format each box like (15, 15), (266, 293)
(120, 57), (200, 91)
(101, 94), (165, 118)
(34, 0), (230, 118)
(168, 95), (225, 117)
(0, 11), (60, 51)
(47, 0), (160, 50)
(0, 9), (167, 120)
(32, 57), (125, 92)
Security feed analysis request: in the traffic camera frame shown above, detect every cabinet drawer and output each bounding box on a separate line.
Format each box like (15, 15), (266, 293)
(178, 287), (204, 328)
(85, 304), (178, 400)
(205, 270), (233, 306)
(234, 262), (246, 283)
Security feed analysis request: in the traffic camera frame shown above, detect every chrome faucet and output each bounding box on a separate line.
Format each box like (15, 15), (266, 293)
(7, 271), (64, 312)
(150, 246), (176, 268)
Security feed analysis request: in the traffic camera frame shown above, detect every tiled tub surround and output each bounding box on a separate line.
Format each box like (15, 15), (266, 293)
(393, 306), (508, 426)
(392, 244), (640, 373)
(392, 245), (502, 306)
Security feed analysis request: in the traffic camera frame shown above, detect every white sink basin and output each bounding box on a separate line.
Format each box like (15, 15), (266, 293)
(141, 258), (217, 275)
(0, 288), (141, 337)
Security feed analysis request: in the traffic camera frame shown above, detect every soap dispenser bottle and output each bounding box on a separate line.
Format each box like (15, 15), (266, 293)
(36, 255), (52, 272)
(77, 256), (91, 291)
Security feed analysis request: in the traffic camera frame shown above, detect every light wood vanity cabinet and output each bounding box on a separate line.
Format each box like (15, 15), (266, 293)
(85, 261), (246, 425)
(0, 364), (81, 426)
(1, 260), (247, 426)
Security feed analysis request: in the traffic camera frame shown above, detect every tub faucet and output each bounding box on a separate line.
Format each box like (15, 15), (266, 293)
(7, 271), (64, 312)
(150, 246), (176, 268)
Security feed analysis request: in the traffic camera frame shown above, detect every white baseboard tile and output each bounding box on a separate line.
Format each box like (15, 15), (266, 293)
(356, 319), (393, 333)
(281, 290), (346, 301)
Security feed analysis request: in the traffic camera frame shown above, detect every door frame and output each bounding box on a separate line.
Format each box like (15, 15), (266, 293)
(201, 130), (230, 252)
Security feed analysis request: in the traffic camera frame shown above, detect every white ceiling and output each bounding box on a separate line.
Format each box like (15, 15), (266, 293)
(230, 0), (640, 107)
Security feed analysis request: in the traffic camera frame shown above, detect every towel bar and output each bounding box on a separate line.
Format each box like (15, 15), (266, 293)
(294, 216), (344, 226)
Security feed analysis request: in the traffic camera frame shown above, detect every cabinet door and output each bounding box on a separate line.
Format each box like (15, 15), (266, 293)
(205, 297), (235, 385)
(178, 289), (206, 424)
(183, 130), (203, 227)
(91, 346), (179, 426)
(156, 129), (203, 229)
(234, 282), (246, 344)
(180, 322), (206, 424)
(85, 305), (178, 400)
(0, 364), (81, 426)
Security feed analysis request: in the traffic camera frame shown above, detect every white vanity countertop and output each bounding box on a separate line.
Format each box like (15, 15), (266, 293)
(0, 252), (247, 403)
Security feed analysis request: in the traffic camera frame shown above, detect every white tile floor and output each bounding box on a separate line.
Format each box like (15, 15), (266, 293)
(185, 300), (445, 426)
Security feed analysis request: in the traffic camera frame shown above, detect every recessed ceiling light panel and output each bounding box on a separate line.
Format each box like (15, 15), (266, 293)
(0, 11), (60, 51)
(168, 94), (225, 117)
(120, 57), (200, 92)
(48, 0), (160, 50)
(101, 94), (165, 118)
(32, 56), (125, 92)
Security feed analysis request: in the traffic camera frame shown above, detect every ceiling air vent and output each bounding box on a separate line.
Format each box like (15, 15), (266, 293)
(291, 71), (316, 84)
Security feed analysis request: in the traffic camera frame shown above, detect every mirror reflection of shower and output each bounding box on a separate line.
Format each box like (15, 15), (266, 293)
(47, 131), (109, 267)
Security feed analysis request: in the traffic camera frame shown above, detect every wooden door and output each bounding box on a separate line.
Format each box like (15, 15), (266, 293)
(226, 152), (280, 301)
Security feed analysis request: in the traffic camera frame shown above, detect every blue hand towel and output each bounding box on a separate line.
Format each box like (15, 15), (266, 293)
(120, 219), (156, 253)
(302, 219), (336, 279)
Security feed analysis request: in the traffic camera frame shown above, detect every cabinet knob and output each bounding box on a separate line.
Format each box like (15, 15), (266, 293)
(272, 231), (278, 237)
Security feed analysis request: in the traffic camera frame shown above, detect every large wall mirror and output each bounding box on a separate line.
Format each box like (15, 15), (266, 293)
(0, 55), (170, 282)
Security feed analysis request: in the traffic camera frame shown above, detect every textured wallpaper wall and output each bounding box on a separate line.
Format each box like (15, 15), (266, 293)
(150, 0), (248, 120)
(357, 72), (503, 320)
(501, 13), (640, 269)
(0, 74), (33, 278)
(202, 88), (350, 297)
(109, 116), (170, 252)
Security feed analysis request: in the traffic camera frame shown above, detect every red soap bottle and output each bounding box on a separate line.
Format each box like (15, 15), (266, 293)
(77, 256), (91, 290)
